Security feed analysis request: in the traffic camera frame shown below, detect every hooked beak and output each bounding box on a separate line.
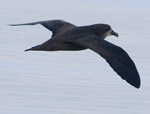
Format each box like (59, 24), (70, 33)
(111, 30), (119, 37)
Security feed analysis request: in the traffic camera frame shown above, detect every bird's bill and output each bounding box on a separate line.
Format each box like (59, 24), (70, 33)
(111, 30), (119, 37)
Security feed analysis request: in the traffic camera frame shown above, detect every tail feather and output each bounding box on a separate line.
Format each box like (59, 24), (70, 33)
(25, 45), (42, 51)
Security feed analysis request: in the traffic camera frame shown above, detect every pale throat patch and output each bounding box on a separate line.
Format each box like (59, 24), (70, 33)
(104, 30), (112, 39)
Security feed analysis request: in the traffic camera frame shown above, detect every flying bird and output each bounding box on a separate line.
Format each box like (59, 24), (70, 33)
(10, 20), (141, 88)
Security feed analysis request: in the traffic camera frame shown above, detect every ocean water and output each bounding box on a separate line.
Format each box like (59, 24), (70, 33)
(0, 0), (150, 114)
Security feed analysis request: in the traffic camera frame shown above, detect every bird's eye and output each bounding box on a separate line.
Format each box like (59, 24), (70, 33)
(104, 27), (110, 31)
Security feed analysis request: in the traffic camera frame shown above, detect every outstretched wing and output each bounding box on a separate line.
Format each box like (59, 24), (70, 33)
(10, 20), (76, 36)
(71, 36), (141, 88)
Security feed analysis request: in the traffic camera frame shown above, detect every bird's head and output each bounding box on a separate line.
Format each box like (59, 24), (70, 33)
(93, 24), (119, 39)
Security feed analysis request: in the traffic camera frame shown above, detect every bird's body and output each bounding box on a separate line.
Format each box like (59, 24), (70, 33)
(10, 20), (141, 88)
(27, 23), (113, 51)
(33, 25), (91, 51)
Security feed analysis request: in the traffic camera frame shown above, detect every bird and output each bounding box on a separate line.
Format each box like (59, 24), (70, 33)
(10, 20), (141, 88)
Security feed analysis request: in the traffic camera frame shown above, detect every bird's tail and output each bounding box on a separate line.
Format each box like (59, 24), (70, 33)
(25, 45), (43, 51)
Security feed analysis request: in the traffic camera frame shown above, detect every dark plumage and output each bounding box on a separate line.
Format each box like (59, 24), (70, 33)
(10, 20), (141, 88)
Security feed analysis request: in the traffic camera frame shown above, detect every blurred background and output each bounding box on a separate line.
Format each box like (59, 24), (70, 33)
(0, 0), (150, 114)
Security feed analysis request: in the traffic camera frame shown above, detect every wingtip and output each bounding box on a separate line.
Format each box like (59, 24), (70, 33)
(8, 24), (15, 26)
(133, 76), (141, 89)
(136, 86), (140, 89)
(126, 76), (141, 89)
(135, 81), (141, 89)
(133, 83), (140, 89)
(9, 24), (21, 26)
(24, 48), (31, 52)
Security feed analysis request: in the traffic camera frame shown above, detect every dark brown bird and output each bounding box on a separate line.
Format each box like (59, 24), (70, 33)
(10, 20), (141, 88)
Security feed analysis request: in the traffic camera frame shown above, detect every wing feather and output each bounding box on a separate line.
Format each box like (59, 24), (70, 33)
(10, 20), (76, 36)
(72, 36), (141, 88)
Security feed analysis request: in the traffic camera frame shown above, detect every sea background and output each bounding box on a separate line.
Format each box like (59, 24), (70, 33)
(0, 0), (150, 114)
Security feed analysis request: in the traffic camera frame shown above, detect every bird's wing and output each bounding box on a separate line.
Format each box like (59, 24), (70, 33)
(70, 36), (140, 88)
(10, 20), (76, 36)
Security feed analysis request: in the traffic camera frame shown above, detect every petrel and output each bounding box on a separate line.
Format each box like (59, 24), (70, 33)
(10, 20), (141, 88)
